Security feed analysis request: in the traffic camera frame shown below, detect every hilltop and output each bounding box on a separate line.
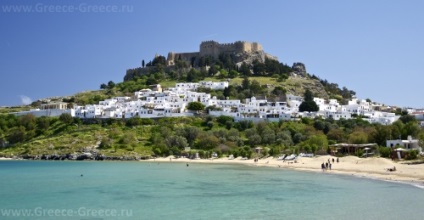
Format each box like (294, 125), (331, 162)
(122, 40), (354, 104)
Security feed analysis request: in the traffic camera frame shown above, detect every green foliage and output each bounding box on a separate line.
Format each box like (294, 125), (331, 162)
(126, 117), (154, 127)
(195, 132), (220, 150)
(59, 113), (73, 124)
(405, 150), (418, 160)
(108, 81), (115, 89)
(318, 76), (356, 103)
(151, 55), (166, 66)
(299, 89), (319, 112)
(187, 102), (205, 111)
(216, 116), (234, 126)
(378, 147), (391, 158)
(399, 115), (417, 124)
(356, 149), (364, 157)
(231, 146), (253, 158)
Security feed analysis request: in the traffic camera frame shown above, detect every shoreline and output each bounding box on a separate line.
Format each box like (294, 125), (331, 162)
(145, 155), (424, 188)
(2, 155), (423, 188)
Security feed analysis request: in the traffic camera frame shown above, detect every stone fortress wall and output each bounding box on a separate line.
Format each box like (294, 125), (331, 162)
(199, 40), (263, 57)
(166, 40), (264, 66)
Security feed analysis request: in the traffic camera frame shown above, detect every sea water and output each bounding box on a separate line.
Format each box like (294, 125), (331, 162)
(0, 161), (423, 220)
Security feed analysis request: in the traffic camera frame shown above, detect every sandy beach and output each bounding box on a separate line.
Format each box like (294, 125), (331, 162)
(147, 156), (424, 187)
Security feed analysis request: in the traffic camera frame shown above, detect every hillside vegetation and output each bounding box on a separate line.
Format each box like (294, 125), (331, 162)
(0, 112), (422, 160)
(2, 52), (415, 159)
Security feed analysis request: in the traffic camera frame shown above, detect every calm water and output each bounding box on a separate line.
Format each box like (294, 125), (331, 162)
(0, 161), (423, 220)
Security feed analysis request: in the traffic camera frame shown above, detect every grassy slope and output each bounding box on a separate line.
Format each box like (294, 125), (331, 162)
(0, 122), (153, 158)
(229, 76), (329, 99)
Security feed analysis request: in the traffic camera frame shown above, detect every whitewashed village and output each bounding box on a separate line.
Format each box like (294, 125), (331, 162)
(12, 80), (423, 154)
(14, 80), (400, 124)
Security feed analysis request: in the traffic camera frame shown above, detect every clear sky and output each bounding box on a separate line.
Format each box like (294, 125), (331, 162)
(0, 0), (423, 108)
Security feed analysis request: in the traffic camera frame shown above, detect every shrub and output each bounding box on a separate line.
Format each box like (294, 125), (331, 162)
(405, 150), (418, 160)
(378, 147), (391, 158)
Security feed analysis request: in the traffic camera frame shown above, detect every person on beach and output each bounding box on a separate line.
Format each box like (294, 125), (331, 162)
(321, 163), (325, 171)
(329, 163), (332, 170)
(325, 162), (328, 169)
(336, 158), (339, 163)
(332, 158), (335, 163)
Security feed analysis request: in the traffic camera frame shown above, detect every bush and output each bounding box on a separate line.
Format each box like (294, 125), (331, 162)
(356, 149), (364, 157)
(59, 113), (73, 124)
(405, 150), (418, 160)
(378, 147), (391, 158)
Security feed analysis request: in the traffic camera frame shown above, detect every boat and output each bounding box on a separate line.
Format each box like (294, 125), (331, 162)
(277, 154), (286, 160)
(284, 154), (297, 160)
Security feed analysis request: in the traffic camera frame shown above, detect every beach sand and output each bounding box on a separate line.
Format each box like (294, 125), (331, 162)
(147, 156), (424, 187)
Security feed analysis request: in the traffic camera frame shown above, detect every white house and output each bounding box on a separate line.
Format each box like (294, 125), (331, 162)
(386, 136), (421, 152)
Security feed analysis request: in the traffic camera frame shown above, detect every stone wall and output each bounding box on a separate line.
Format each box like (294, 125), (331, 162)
(166, 41), (265, 66)
(198, 40), (263, 57)
(167, 52), (199, 66)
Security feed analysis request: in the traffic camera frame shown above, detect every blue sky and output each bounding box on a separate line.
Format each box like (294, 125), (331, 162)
(0, 0), (423, 108)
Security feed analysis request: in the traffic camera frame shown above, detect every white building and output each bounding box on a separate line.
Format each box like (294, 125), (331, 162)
(386, 136), (421, 152)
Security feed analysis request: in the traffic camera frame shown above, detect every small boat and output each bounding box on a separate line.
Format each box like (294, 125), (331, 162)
(284, 154), (297, 160)
(277, 155), (286, 160)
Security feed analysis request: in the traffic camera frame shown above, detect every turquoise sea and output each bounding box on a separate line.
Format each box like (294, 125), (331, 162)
(0, 161), (423, 220)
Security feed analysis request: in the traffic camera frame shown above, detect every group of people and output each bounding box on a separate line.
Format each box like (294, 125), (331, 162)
(321, 157), (339, 171)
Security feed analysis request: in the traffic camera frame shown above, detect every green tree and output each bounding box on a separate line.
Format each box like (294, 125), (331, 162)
(216, 115), (234, 126)
(59, 113), (73, 124)
(299, 89), (319, 112)
(242, 77), (250, 90)
(399, 115), (417, 124)
(371, 125), (391, 146)
(36, 116), (50, 134)
(378, 146), (391, 158)
(275, 131), (293, 147)
(219, 69), (228, 79)
(228, 70), (239, 78)
(176, 126), (200, 147)
(8, 126), (27, 144)
(348, 130), (368, 144)
(326, 128), (345, 143)
(165, 135), (188, 150)
(196, 132), (220, 150)
(19, 114), (37, 131)
(107, 81), (115, 89)
(239, 62), (251, 76)
(307, 134), (328, 152)
(187, 102), (205, 111)
(151, 55), (166, 66)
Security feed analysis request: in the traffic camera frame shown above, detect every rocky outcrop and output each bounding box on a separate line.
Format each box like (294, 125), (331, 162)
(234, 50), (275, 67)
(291, 62), (307, 77)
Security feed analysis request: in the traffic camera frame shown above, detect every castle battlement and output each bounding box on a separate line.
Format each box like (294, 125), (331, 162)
(166, 40), (269, 66)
